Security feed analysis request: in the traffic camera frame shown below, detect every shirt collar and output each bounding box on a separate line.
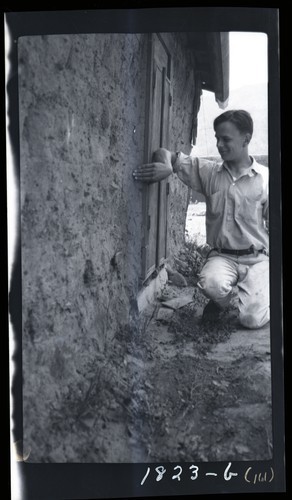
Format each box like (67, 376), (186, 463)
(217, 156), (259, 177)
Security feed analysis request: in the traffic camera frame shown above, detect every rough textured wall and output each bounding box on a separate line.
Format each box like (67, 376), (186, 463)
(19, 32), (198, 461)
(19, 34), (147, 460)
(161, 33), (197, 261)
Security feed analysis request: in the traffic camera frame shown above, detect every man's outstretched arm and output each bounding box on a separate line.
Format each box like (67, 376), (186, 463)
(133, 148), (177, 183)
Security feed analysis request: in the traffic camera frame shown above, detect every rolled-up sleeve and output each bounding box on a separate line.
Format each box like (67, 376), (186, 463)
(173, 152), (216, 195)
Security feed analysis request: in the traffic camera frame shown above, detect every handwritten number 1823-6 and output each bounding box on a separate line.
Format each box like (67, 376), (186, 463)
(140, 463), (237, 485)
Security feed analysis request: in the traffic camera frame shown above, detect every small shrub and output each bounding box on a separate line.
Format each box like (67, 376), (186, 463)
(175, 239), (205, 284)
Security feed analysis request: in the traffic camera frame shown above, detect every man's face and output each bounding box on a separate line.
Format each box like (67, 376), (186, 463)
(214, 121), (249, 162)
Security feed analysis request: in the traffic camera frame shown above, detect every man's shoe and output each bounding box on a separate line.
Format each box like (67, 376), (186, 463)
(202, 300), (222, 322)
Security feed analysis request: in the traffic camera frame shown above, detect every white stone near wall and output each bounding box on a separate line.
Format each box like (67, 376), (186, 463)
(137, 267), (168, 312)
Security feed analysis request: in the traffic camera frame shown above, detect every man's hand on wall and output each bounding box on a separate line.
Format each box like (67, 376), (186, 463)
(133, 162), (173, 183)
(133, 148), (175, 183)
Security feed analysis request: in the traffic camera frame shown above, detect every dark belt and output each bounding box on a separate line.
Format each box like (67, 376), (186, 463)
(213, 247), (268, 256)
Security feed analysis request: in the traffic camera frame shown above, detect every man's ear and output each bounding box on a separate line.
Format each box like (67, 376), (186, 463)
(243, 133), (251, 146)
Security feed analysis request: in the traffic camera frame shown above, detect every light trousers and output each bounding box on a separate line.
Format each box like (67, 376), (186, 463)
(198, 251), (270, 329)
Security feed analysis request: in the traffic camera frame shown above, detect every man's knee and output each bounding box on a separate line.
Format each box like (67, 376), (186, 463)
(198, 274), (232, 301)
(239, 302), (270, 329)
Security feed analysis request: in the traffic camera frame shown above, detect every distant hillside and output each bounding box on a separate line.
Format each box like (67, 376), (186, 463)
(194, 83), (268, 156)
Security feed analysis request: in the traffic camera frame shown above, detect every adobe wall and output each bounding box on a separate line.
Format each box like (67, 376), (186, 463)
(19, 34), (148, 459)
(19, 32), (197, 461)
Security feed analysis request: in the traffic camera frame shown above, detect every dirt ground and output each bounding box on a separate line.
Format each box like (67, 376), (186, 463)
(44, 268), (272, 463)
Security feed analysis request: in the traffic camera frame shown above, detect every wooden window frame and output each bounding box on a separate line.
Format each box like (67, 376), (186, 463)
(141, 33), (172, 284)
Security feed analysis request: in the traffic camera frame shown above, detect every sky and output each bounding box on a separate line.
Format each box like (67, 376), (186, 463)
(194, 32), (269, 156)
(229, 32), (268, 90)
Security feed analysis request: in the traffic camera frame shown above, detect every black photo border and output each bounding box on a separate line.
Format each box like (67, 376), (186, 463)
(5, 5), (285, 499)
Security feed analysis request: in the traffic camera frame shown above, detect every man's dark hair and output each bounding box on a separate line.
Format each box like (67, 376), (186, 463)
(213, 110), (253, 136)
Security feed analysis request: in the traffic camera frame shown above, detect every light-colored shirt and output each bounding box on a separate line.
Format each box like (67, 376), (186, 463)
(173, 152), (269, 251)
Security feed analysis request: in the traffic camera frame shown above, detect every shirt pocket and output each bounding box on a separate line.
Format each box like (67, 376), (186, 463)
(238, 196), (262, 222)
(207, 191), (223, 218)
